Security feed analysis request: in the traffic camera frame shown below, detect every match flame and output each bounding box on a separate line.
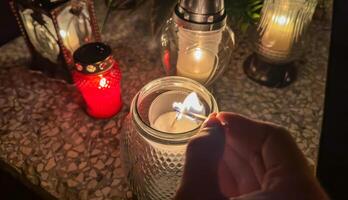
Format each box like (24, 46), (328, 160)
(173, 92), (205, 120)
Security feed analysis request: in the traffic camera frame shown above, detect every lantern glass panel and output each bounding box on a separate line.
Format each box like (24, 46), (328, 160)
(254, 0), (318, 64)
(19, 8), (60, 63)
(57, 1), (94, 54)
(161, 19), (235, 87)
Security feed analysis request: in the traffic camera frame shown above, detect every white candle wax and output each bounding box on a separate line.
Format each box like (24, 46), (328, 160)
(177, 48), (216, 84)
(152, 111), (200, 133)
(176, 27), (222, 84)
(148, 91), (205, 134)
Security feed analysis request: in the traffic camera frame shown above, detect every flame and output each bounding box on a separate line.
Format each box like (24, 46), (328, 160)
(59, 30), (67, 38)
(173, 92), (205, 120)
(193, 48), (203, 61)
(274, 15), (288, 26)
(98, 77), (109, 89)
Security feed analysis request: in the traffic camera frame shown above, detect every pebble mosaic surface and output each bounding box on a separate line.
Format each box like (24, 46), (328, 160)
(0, 2), (331, 200)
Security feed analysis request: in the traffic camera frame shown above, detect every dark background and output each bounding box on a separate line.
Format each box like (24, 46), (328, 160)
(0, 0), (37, 199)
(0, 1), (19, 46)
(0, 0), (348, 199)
(317, 0), (348, 199)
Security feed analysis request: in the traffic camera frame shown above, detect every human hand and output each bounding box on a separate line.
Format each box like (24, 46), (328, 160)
(175, 112), (329, 200)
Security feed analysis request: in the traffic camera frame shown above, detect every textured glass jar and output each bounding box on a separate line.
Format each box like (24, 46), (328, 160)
(161, 18), (235, 87)
(253, 0), (317, 64)
(120, 76), (218, 200)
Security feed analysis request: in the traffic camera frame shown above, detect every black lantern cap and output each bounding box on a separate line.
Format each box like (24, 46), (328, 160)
(173, 0), (226, 31)
(73, 42), (114, 75)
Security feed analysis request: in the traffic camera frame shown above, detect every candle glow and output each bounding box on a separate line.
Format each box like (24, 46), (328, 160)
(73, 65), (122, 118)
(260, 13), (294, 58)
(175, 28), (221, 84)
(193, 48), (203, 61)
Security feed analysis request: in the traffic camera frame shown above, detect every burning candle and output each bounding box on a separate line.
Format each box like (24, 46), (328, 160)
(148, 91), (205, 133)
(243, 0), (317, 87)
(73, 42), (122, 118)
(257, 1), (302, 62)
(176, 47), (216, 84)
(176, 27), (221, 84)
(160, 0), (235, 87)
(260, 14), (294, 58)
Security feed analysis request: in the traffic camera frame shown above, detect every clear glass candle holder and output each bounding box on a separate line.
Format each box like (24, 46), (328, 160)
(161, 19), (235, 87)
(120, 76), (218, 200)
(244, 0), (317, 88)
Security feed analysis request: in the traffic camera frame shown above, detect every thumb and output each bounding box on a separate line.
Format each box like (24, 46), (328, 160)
(175, 114), (228, 200)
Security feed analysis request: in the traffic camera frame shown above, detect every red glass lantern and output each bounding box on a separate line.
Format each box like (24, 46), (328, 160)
(73, 42), (122, 118)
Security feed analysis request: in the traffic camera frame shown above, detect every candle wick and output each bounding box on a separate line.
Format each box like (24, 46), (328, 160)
(173, 106), (207, 121)
(170, 116), (178, 128)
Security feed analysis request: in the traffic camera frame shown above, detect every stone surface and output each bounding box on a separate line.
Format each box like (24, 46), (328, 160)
(73, 143), (85, 153)
(0, 1), (331, 200)
(76, 173), (84, 183)
(102, 187), (111, 196)
(67, 179), (78, 187)
(67, 151), (79, 158)
(89, 169), (98, 178)
(67, 163), (78, 172)
(20, 146), (32, 156)
(95, 160), (105, 170)
(45, 158), (56, 171)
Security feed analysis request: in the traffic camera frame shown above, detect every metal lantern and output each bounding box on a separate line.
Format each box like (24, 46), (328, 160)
(10, 0), (101, 82)
(160, 0), (235, 87)
(243, 0), (318, 88)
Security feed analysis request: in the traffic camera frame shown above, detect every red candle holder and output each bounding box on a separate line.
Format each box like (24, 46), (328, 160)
(73, 42), (122, 118)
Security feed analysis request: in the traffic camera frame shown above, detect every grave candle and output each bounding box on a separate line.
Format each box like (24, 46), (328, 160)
(73, 42), (122, 118)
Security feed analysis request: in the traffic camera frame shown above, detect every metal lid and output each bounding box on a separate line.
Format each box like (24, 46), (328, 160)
(173, 0), (226, 31)
(73, 42), (114, 75)
(179, 0), (224, 16)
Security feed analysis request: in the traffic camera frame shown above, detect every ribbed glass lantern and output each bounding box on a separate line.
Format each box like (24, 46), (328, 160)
(244, 0), (317, 87)
(160, 0), (235, 87)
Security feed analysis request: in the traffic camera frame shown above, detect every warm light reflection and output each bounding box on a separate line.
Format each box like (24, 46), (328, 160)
(98, 77), (108, 89)
(274, 15), (288, 26)
(59, 30), (67, 38)
(173, 92), (204, 120)
(193, 48), (203, 61)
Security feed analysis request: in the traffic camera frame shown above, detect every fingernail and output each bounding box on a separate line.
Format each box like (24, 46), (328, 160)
(216, 113), (227, 126)
(202, 113), (217, 126)
(201, 116), (223, 131)
(209, 113), (217, 118)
